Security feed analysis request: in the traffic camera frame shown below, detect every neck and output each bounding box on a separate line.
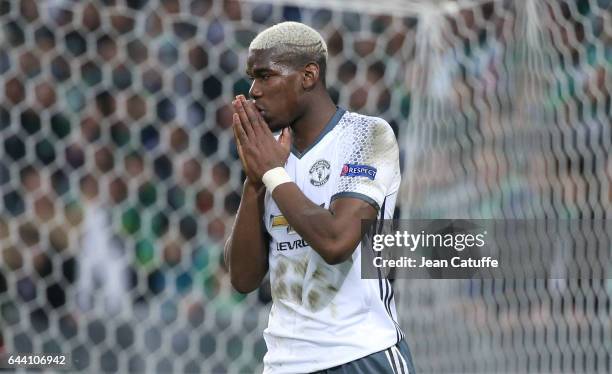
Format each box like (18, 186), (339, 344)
(290, 92), (337, 153)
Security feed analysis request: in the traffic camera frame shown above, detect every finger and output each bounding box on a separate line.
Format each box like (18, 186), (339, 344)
(241, 97), (264, 135)
(232, 113), (248, 146)
(233, 97), (255, 138)
(255, 108), (275, 136)
(278, 127), (292, 151)
(233, 127), (245, 161)
(233, 118), (250, 170)
(231, 113), (240, 143)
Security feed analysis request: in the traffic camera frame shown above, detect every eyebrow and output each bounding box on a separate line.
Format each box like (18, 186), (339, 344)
(246, 68), (274, 77)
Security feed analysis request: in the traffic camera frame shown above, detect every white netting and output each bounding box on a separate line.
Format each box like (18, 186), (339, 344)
(396, 0), (611, 372)
(0, 0), (610, 373)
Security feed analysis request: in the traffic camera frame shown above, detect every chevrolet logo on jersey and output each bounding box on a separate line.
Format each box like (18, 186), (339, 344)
(276, 239), (308, 251)
(270, 214), (296, 234)
(270, 204), (325, 235)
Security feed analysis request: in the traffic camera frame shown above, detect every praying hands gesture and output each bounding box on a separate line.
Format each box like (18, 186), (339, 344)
(231, 95), (292, 184)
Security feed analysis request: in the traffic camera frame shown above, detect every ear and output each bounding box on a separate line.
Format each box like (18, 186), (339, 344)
(302, 63), (320, 91)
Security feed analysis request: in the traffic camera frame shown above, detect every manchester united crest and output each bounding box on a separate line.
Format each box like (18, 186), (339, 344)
(309, 160), (331, 186)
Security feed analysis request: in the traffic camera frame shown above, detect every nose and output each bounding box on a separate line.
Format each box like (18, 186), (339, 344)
(248, 80), (262, 99)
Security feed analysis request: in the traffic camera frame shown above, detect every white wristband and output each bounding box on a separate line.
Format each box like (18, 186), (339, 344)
(262, 167), (292, 193)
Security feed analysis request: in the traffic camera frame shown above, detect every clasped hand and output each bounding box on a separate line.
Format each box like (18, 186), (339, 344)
(231, 95), (291, 184)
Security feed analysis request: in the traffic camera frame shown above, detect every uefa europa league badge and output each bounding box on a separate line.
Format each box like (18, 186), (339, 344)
(309, 160), (331, 186)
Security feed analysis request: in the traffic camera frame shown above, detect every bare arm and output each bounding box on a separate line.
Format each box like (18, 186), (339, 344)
(272, 184), (377, 265)
(230, 95), (378, 265)
(224, 96), (283, 294)
(224, 179), (269, 293)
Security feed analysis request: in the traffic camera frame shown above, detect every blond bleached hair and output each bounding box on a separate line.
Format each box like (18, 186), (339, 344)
(250, 21), (327, 57)
(249, 21), (328, 83)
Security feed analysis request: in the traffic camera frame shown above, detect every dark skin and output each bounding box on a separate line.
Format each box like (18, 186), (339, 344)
(224, 48), (377, 293)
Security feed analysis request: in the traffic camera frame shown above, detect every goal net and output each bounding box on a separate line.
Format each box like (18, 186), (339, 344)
(395, 0), (610, 372)
(0, 0), (609, 372)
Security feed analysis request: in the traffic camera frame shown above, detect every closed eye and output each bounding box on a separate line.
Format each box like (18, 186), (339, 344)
(250, 68), (275, 81)
(246, 74), (269, 82)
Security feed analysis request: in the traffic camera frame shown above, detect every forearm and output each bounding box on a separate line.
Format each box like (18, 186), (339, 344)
(224, 180), (269, 293)
(271, 183), (357, 265)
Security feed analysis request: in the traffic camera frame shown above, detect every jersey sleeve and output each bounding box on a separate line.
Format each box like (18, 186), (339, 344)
(331, 117), (400, 211)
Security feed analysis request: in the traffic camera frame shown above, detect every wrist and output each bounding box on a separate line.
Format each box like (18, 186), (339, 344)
(244, 176), (263, 188)
(262, 167), (292, 193)
(243, 178), (265, 194)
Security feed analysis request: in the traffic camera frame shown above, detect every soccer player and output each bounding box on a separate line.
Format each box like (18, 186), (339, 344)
(224, 22), (415, 373)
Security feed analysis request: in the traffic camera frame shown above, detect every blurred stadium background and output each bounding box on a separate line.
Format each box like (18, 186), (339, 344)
(0, 0), (610, 372)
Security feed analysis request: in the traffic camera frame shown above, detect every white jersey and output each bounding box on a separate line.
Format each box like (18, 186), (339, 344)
(262, 108), (404, 373)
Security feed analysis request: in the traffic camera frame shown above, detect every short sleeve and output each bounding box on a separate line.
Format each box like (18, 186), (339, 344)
(331, 116), (400, 211)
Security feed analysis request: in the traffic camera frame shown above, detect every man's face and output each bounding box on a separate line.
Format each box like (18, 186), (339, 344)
(246, 49), (302, 132)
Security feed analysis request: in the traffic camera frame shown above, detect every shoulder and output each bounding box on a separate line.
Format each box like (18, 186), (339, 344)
(337, 110), (391, 130)
(337, 110), (397, 148)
